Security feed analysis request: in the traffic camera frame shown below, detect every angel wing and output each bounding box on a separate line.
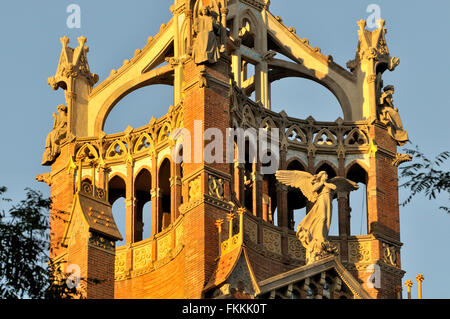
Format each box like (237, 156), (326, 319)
(327, 177), (359, 193)
(275, 170), (318, 202)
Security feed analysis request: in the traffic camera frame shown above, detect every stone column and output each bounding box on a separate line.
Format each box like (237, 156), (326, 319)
(125, 161), (135, 244)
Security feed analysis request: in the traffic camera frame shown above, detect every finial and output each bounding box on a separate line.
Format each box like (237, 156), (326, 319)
(377, 19), (386, 29)
(416, 274), (424, 299)
(405, 280), (413, 299)
(227, 212), (236, 240)
(215, 219), (224, 230)
(78, 36), (87, 48)
(60, 36), (70, 47)
(216, 219), (224, 256)
(405, 280), (413, 288)
(357, 19), (367, 31)
(237, 207), (246, 216)
(226, 212), (236, 222)
(416, 274), (424, 282)
(237, 207), (246, 235)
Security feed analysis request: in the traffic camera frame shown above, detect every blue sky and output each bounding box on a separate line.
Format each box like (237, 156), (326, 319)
(0, 0), (449, 298)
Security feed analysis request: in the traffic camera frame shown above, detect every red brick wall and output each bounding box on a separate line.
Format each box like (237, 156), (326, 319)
(49, 143), (76, 258)
(115, 250), (186, 299)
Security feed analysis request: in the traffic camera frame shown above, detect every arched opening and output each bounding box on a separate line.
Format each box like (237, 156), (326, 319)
(134, 169), (152, 241)
(158, 158), (172, 232)
(240, 18), (256, 48)
(108, 175), (126, 246)
(103, 84), (173, 134)
(346, 163), (369, 236)
(261, 148), (278, 225)
(288, 160), (307, 231)
(173, 144), (184, 219)
(315, 163), (337, 179)
(244, 139), (257, 213)
(270, 78), (343, 122)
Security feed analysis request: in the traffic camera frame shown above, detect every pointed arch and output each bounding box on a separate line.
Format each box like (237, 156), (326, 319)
(158, 158), (172, 232)
(346, 162), (369, 235)
(134, 168), (152, 241)
(315, 161), (338, 178)
(108, 174), (127, 246)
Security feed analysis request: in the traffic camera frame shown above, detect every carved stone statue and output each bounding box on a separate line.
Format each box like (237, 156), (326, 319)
(192, 6), (222, 64)
(42, 104), (68, 165)
(378, 85), (409, 146)
(276, 170), (359, 264)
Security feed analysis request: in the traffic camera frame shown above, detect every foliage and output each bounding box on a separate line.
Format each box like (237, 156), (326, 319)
(399, 146), (450, 212)
(0, 187), (83, 299)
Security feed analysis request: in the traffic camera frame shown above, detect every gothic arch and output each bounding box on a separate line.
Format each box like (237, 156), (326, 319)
(134, 165), (153, 180)
(108, 174), (127, 246)
(345, 162), (369, 236)
(314, 161), (338, 178)
(94, 64), (174, 135)
(267, 59), (353, 119)
(239, 9), (260, 50)
(345, 160), (369, 180)
(158, 158), (172, 232)
(134, 168), (153, 242)
(179, 19), (190, 56)
(108, 173), (127, 204)
(286, 156), (307, 170)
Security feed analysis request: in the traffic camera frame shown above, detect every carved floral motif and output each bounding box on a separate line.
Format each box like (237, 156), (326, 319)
(288, 236), (306, 261)
(348, 241), (371, 263)
(189, 177), (202, 201)
(133, 244), (152, 270)
(263, 228), (281, 255)
(208, 175), (224, 200)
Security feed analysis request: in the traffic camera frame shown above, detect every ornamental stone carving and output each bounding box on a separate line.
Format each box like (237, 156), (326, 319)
(192, 4), (225, 64)
(348, 241), (372, 263)
(208, 175), (224, 200)
(42, 105), (68, 165)
(133, 243), (152, 270)
(88, 232), (115, 252)
(157, 233), (172, 260)
(263, 228), (281, 255)
(392, 153), (413, 167)
(378, 85), (409, 146)
(189, 177), (202, 201)
(244, 217), (258, 244)
(115, 250), (127, 280)
(288, 236), (306, 261)
(382, 243), (397, 267)
(276, 170), (358, 264)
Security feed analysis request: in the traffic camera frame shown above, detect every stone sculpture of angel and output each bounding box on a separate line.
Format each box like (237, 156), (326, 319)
(275, 170), (359, 264)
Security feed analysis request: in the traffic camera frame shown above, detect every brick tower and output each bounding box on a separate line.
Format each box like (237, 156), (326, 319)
(39, 0), (409, 299)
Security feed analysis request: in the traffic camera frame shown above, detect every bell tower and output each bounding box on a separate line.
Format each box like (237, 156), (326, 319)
(39, 0), (408, 299)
